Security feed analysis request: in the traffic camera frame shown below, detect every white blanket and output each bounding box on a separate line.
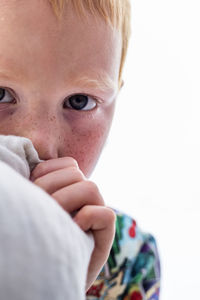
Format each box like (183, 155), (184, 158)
(0, 135), (94, 300)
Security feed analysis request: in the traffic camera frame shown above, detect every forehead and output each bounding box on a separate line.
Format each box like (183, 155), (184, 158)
(0, 0), (122, 91)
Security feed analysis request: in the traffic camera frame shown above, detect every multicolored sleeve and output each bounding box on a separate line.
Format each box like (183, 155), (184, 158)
(86, 209), (161, 300)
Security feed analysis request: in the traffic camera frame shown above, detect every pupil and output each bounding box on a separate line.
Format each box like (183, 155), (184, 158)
(69, 95), (88, 110)
(0, 89), (5, 100)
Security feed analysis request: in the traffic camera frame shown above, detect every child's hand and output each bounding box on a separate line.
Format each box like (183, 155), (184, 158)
(30, 157), (116, 290)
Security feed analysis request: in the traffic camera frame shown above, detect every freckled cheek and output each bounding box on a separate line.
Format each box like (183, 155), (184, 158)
(62, 109), (115, 177)
(69, 123), (109, 177)
(0, 114), (17, 135)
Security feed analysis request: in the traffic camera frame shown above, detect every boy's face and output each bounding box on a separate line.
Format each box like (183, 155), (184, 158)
(0, 0), (122, 177)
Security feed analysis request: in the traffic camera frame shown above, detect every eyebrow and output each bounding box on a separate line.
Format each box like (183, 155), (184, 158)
(0, 70), (14, 80)
(0, 70), (25, 83)
(70, 71), (117, 93)
(0, 69), (118, 93)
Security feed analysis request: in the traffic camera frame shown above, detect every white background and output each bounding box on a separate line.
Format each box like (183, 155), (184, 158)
(91, 0), (200, 299)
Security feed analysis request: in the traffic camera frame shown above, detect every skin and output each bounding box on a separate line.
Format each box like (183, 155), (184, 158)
(0, 0), (122, 290)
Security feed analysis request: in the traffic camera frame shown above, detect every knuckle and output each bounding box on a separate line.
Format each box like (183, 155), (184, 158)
(106, 208), (116, 224)
(69, 166), (85, 181)
(65, 157), (79, 168)
(104, 208), (116, 237)
(85, 181), (104, 205)
(86, 180), (99, 194)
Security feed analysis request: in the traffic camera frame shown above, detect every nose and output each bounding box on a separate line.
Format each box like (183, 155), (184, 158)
(17, 114), (61, 161)
(25, 130), (59, 161)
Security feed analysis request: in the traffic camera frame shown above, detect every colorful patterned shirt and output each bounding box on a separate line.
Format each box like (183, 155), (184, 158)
(86, 209), (161, 300)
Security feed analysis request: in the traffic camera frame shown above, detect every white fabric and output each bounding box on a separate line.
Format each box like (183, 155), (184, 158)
(0, 135), (94, 300)
(0, 134), (44, 178)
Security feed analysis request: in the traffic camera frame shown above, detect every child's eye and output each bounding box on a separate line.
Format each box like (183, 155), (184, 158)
(63, 94), (97, 111)
(0, 88), (14, 103)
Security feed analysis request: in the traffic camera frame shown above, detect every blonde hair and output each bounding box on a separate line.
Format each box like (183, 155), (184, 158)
(48, 0), (131, 87)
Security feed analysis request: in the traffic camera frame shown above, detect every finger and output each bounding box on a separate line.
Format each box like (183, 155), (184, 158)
(30, 157), (80, 181)
(33, 166), (85, 194)
(52, 181), (105, 213)
(74, 205), (116, 249)
(74, 206), (116, 289)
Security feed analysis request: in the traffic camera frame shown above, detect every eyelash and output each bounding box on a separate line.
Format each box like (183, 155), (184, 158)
(63, 93), (100, 111)
(0, 87), (101, 111)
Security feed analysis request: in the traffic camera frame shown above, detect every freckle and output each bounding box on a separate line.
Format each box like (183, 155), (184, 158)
(49, 116), (56, 121)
